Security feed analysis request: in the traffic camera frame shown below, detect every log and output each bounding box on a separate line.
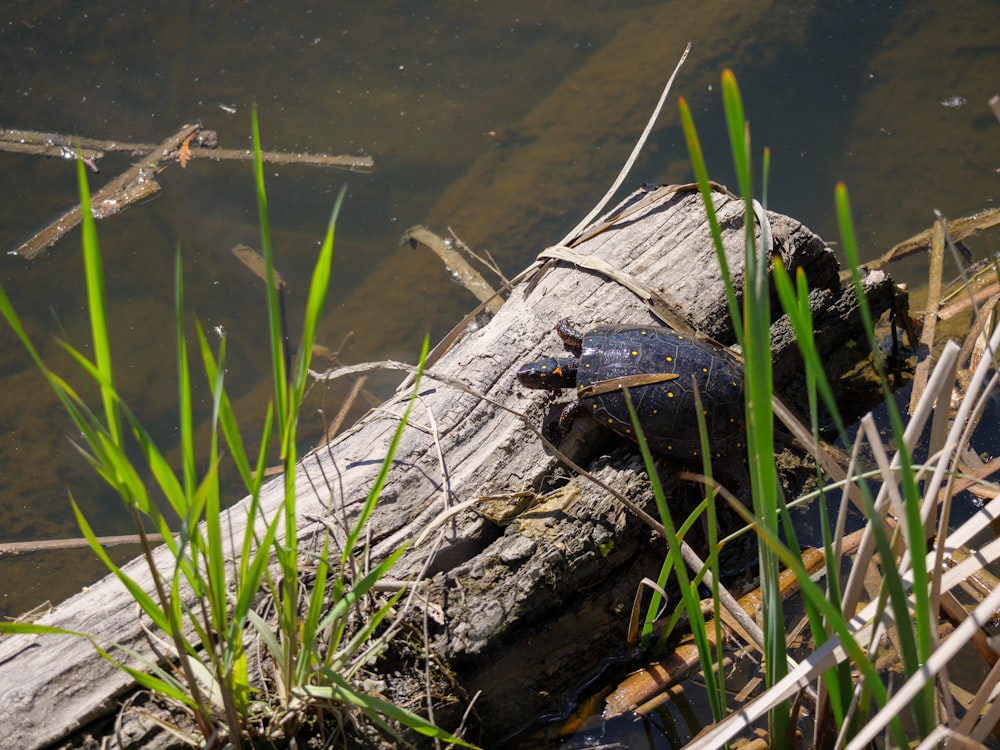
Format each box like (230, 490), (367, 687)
(0, 186), (894, 747)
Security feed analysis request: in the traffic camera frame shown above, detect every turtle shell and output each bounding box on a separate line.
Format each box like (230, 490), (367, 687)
(576, 325), (744, 458)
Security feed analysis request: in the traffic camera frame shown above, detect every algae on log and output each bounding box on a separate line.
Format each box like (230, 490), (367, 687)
(0, 187), (896, 747)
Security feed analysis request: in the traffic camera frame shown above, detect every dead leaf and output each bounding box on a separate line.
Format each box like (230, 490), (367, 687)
(177, 133), (193, 168)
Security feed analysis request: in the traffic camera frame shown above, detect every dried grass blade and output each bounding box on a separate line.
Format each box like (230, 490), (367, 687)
(908, 218), (946, 412)
(848, 583), (1000, 749)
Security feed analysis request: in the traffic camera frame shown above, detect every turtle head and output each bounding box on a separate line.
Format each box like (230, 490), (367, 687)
(516, 357), (577, 390)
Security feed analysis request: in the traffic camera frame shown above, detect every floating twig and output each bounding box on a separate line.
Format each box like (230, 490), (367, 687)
(5, 123), (375, 259)
(0, 533), (165, 556)
(196, 146), (373, 170)
(0, 125), (374, 171)
(12, 123), (201, 260)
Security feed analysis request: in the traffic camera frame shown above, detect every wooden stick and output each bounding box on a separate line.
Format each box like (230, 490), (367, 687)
(0, 125), (374, 171)
(13, 123), (201, 260)
(401, 225), (504, 314)
(0, 533), (165, 555)
(323, 375), (369, 443)
(871, 206), (1000, 269)
(6, 123), (376, 259)
(196, 146), (373, 171)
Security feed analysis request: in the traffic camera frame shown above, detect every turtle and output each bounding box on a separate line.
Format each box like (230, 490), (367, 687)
(517, 320), (745, 458)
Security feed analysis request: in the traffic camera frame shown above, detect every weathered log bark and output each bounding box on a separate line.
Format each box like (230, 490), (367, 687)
(0, 187), (895, 748)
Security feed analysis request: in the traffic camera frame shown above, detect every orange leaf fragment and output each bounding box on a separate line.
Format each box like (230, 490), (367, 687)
(177, 134), (193, 168)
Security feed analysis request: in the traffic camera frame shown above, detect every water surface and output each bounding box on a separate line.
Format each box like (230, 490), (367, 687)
(0, 0), (997, 649)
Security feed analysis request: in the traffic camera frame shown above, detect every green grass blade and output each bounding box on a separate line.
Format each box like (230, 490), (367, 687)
(318, 545), (408, 635)
(250, 108), (288, 430)
(76, 157), (121, 445)
(305, 671), (478, 748)
(0, 621), (98, 638)
(835, 183), (935, 731)
(196, 322), (255, 490)
(769, 260), (857, 729)
(295, 537), (331, 684)
(677, 97), (743, 340)
(69, 498), (170, 633)
(684, 69), (791, 740)
(722, 70), (751, 202)
(174, 250), (196, 496)
(622, 387), (724, 722)
(292, 184), (348, 406)
(0, 622), (198, 714)
(343, 336), (429, 562)
(723, 494), (909, 747)
(246, 608), (285, 666)
(231, 497), (284, 623)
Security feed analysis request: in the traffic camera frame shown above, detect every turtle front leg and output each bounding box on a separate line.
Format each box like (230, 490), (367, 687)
(557, 398), (586, 440)
(555, 319), (584, 354)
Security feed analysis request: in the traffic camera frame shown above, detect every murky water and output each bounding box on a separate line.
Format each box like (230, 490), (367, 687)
(0, 0), (998, 737)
